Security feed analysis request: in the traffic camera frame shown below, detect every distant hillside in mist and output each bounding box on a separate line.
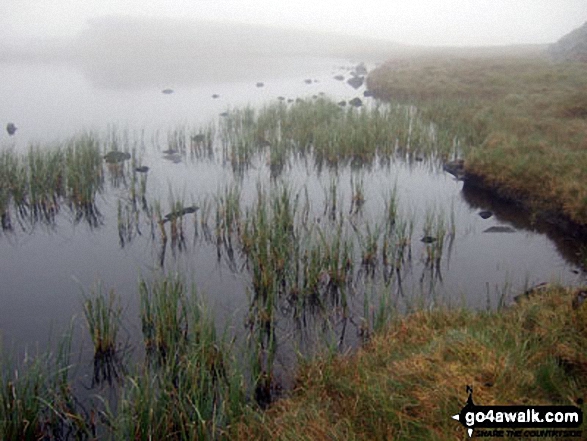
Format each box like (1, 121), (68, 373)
(0, 16), (403, 88)
(549, 21), (587, 62)
(1, 16), (401, 64)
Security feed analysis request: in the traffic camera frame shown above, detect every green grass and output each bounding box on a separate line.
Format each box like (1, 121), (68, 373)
(83, 283), (124, 386)
(367, 51), (587, 226)
(233, 285), (587, 440)
(0, 135), (105, 229)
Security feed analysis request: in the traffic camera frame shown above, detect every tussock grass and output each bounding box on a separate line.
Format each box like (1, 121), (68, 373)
(234, 285), (587, 440)
(367, 52), (587, 225)
(0, 136), (105, 229)
(219, 97), (447, 176)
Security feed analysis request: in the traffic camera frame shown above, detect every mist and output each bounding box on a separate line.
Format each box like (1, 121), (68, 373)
(0, 2), (585, 89)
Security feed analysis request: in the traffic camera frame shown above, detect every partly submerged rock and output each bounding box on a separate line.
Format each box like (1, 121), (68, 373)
(256, 82), (264, 88)
(162, 89), (174, 94)
(333, 75), (345, 81)
(162, 205), (199, 223)
(277, 96), (286, 101)
(104, 151), (131, 163)
(191, 134), (206, 143)
(478, 210), (493, 219)
(135, 166), (149, 173)
(483, 226), (516, 233)
(443, 159), (465, 180)
(347, 76), (364, 89)
(421, 236), (437, 244)
(338, 100), (347, 107)
(163, 154), (182, 163)
(162, 148), (178, 155)
(513, 282), (550, 304)
(355, 62), (368, 75)
(212, 94), (220, 99)
(363, 90), (374, 97)
(304, 79), (313, 84)
(572, 289), (587, 310)
(349, 97), (363, 107)
(6, 122), (17, 135)
(219, 111), (229, 117)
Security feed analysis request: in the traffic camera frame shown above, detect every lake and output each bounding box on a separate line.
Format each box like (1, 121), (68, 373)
(0, 50), (585, 394)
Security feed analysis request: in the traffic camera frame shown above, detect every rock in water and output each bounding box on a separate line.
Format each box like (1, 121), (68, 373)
(355, 62), (368, 75)
(162, 89), (174, 94)
(104, 151), (131, 163)
(349, 97), (363, 107)
(333, 75), (345, 81)
(6, 123), (17, 135)
(256, 82), (264, 88)
(135, 166), (149, 173)
(478, 210), (493, 219)
(162, 205), (200, 223)
(347, 76), (364, 89)
(421, 236), (437, 243)
(443, 159), (465, 180)
(483, 226), (516, 233)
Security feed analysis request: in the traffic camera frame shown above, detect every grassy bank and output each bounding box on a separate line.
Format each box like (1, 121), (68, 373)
(367, 51), (587, 227)
(234, 285), (587, 440)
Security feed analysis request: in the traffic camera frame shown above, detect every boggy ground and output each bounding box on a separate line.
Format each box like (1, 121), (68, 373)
(234, 286), (587, 440)
(366, 48), (587, 236)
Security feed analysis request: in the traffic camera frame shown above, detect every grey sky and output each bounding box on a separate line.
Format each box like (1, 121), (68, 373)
(1, 0), (586, 46)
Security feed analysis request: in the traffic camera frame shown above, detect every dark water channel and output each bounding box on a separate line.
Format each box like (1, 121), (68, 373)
(0, 55), (586, 395)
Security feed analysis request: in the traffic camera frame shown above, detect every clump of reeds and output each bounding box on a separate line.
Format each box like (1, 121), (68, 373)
(218, 97), (442, 173)
(0, 331), (96, 439)
(83, 284), (124, 385)
(139, 273), (189, 363)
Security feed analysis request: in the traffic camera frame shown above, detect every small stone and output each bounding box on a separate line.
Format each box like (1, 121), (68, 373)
(6, 122), (17, 135)
(483, 226), (516, 233)
(135, 166), (149, 173)
(161, 89), (174, 94)
(256, 82), (264, 88)
(479, 210), (493, 219)
(347, 76), (364, 89)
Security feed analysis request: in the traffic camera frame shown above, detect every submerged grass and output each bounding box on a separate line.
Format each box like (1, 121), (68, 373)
(367, 51), (587, 226)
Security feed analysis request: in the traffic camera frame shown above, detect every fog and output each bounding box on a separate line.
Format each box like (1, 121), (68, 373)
(0, 2), (585, 89)
(2, 0), (585, 46)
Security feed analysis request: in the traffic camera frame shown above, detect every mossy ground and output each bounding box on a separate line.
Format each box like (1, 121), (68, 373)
(367, 51), (587, 226)
(234, 286), (587, 440)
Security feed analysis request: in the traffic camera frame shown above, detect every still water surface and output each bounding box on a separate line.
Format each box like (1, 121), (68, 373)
(0, 54), (584, 372)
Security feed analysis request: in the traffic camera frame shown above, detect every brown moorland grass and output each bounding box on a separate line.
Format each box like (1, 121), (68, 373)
(366, 50), (587, 227)
(233, 286), (587, 440)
